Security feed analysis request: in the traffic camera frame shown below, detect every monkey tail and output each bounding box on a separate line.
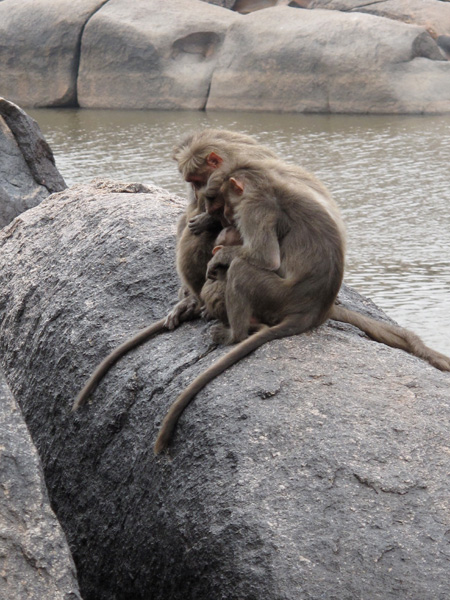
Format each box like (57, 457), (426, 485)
(154, 314), (312, 455)
(330, 305), (450, 372)
(73, 318), (167, 412)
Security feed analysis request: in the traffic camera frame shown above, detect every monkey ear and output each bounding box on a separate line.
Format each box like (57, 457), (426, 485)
(206, 152), (223, 169)
(229, 177), (244, 195)
(212, 245), (224, 255)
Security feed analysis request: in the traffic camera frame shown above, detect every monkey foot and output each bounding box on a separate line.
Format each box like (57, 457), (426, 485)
(164, 295), (201, 330)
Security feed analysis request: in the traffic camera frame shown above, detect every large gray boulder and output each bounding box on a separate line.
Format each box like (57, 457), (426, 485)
(0, 368), (82, 600)
(0, 0), (108, 107)
(77, 0), (239, 109)
(207, 6), (450, 113)
(0, 98), (66, 228)
(308, 0), (450, 37)
(1, 181), (450, 599)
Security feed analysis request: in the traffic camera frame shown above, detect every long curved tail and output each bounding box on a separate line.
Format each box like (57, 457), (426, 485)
(154, 315), (310, 454)
(330, 305), (450, 372)
(73, 318), (167, 411)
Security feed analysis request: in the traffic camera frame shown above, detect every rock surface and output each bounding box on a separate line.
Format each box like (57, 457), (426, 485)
(77, 0), (239, 109)
(0, 0), (107, 108)
(207, 7), (450, 113)
(308, 0), (450, 37)
(0, 98), (66, 228)
(2, 0), (450, 112)
(0, 368), (82, 600)
(1, 181), (450, 599)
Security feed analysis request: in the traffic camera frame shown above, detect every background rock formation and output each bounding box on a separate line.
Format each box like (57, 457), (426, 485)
(206, 7), (449, 113)
(308, 0), (450, 38)
(1, 182), (450, 599)
(0, 98), (66, 228)
(77, 0), (238, 110)
(0, 0), (108, 108)
(1, 0), (450, 112)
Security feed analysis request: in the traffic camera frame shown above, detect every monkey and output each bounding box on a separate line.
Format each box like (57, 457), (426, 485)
(200, 226), (243, 324)
(73, 130), (275, 410)
(201, 223), (450, 374)
(153, 158), (346, 453)
(154, 160), (450, 454)
(165, 128), (278, 329)
(171, 128), (450, 369)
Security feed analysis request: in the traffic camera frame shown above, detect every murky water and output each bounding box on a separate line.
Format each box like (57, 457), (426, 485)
(29, 108), (450, 355)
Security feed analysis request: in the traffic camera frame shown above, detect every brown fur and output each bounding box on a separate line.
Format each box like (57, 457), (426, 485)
(165, 128), (278, 328)
(155, 153), (450, 453)
(154, 159), (346, 453)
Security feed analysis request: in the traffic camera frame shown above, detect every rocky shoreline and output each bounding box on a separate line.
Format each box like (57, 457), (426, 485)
(1, 0), (450, 113)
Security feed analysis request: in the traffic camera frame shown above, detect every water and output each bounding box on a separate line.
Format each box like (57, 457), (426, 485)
(28, 108), (450, 355)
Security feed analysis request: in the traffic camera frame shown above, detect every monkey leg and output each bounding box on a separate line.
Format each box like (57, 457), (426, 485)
(222, 257), (290, 344)
(164, 295), (202, 330)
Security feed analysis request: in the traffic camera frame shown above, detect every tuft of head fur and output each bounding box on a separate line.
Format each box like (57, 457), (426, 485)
(172, 128), (277, 181)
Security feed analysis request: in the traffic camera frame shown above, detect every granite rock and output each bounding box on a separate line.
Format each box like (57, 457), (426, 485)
(207, 7), (450, 113)
(1, 181), (450, 599)
(0, 0), (108, 107)
(0, 369), (82, 600)
(77, 0), (239, 109)
(0, 98), (66, 228)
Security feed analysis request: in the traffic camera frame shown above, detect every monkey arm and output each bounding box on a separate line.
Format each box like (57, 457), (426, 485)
(237, 205), (281, 271)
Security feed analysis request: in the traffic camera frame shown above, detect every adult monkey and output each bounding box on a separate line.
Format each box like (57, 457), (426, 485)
(154, 157), (346, 453)
(165, 128), (278, 329)
(154, 158), (450, 454)
(73, 130), (276, 410)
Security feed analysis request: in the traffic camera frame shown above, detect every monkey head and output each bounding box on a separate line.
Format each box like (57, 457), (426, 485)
(214, 226), (242, 248)
(205, 245), (240, 282)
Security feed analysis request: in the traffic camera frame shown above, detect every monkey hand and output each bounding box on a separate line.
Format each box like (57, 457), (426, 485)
(188, 212), (217, 235)
(164, 295), (202, 330)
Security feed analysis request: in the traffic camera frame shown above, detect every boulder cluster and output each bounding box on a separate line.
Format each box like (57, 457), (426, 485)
(1, 101), (450, 599)
(1, 0), (450, 113)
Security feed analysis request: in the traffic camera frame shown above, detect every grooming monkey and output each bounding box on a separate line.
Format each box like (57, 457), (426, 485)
(165, 129), (278, 329)
(154, 158), (346, 453)
(171, 128), (450, 369)
(73, 130), (276, 410)
(76, 127), (450, 441)
(154, 152), (450, 453)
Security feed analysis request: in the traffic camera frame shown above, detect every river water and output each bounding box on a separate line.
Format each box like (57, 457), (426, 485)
(29, 108), (450, 355)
